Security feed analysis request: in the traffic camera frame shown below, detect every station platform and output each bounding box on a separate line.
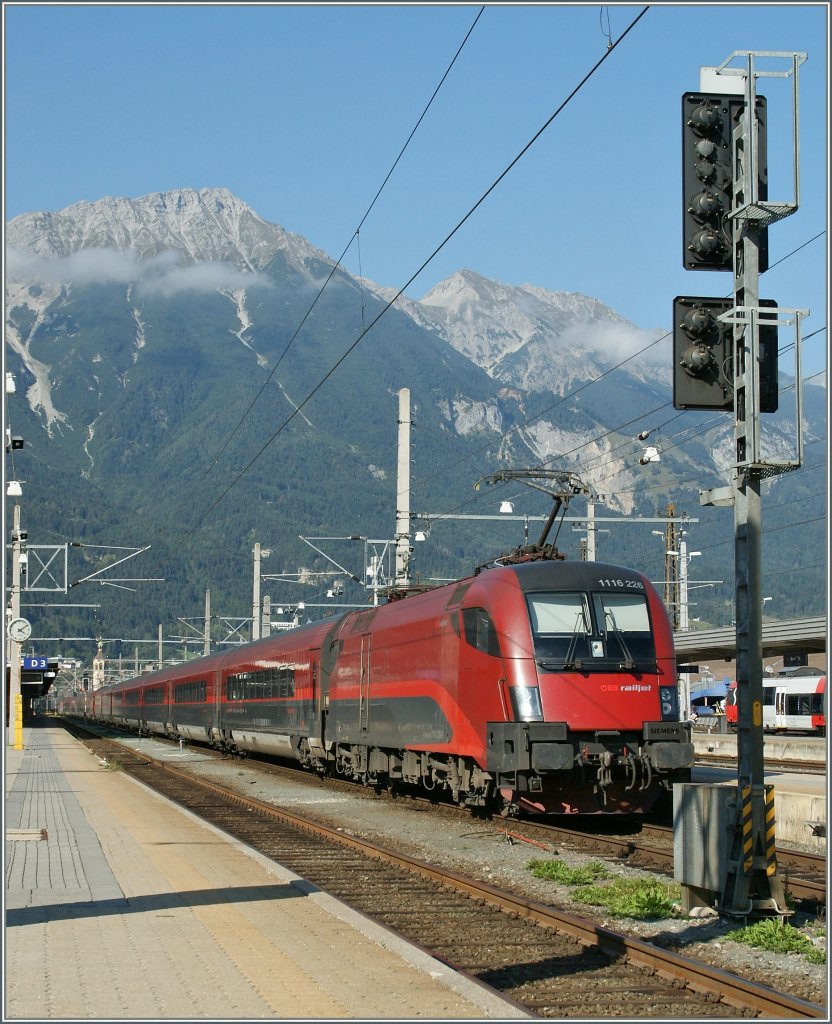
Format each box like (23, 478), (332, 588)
(4, 720), (530, 1020)
(691, 726), (826, 764)
(688, 733), (826, 848)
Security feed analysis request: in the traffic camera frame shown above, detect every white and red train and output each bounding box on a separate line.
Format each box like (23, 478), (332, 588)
(725, 669), (826, 735)
(58, 556), (693, 816)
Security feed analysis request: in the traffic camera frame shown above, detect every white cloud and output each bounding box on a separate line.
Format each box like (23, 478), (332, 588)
(5, 246), (270, 296)
(7, 246), (139, 284)
(560, 321), (670, 368)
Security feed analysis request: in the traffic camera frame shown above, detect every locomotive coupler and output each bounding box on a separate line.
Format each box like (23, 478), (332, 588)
(638, 753), (653, 790)
(595, 754), (613, 804)
(623, 752), (638, 791)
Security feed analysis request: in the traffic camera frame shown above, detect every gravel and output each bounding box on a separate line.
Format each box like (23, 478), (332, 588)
(158, 745), (827, 1010)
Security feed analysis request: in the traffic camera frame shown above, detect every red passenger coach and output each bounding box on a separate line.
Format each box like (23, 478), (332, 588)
(60, 555), (693, 817)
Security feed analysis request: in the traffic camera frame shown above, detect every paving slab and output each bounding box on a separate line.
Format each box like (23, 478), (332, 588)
(4, 721), (531, 1020)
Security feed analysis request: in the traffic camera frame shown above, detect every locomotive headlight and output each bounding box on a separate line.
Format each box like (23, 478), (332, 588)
(510, 685), (543, 722)
(659, 686), (678, 720)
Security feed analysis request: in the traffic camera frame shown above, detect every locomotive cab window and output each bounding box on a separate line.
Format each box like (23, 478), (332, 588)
(592, 592), (655, 665)
(527, 593), (591, 664)
(528, 591), (655, 668)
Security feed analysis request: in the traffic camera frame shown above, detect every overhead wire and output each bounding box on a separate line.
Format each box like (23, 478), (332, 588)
(194, 5), (652, 528)
(177, 2), (822, 562)
(404, 228), (825, 518)
(407, 329), (670, 502)
(407, 327), (825, 524)
(506, 315), (826, 500)
(186, 6), (486, 499)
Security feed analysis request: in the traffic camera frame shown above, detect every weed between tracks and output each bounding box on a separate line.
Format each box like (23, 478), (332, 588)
(725, 919), (827, 965)
(528, 857), (680, 919)
(527, 858), (610, 886)
(528, 857), (827, 965)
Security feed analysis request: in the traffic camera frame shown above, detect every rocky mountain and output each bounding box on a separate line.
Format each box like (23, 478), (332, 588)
(6, 188), (322, 269)
(4, 189), (825, 655)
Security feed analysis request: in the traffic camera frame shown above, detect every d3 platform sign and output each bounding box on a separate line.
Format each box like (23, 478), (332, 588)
(22, 656), (49, 670)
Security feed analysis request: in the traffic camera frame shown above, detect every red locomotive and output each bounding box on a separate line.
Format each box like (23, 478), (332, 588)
(60, 555), (693, 816)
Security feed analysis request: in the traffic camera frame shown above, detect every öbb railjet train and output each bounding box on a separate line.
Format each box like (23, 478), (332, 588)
(60, 558), (694, 815)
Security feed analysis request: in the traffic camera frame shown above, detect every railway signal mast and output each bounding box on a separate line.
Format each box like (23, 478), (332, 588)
(675, 52), (808, 918)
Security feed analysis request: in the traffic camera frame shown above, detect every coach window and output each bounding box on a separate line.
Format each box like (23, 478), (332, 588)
(234, 674), (246, 700)
(174, 680), (207, 703)
(263, 668), (278, 699)
(279, 665), (295, 697)
(788, 694), (811, 716)
(462, 608), (501, 657)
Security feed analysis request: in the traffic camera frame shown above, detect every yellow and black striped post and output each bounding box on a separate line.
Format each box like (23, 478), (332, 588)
(741, 785), (754, 873)
(741, 784), (778, 875)
(764, 785), (778, 876)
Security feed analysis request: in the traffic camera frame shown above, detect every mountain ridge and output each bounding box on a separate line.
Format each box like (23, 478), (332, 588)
(4, 188), (825, 653)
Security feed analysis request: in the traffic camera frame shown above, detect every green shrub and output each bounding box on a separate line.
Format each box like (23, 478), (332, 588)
(572, 877), (681, 919)
(725, 919), (826, 964)
(527, 859), (610, 885)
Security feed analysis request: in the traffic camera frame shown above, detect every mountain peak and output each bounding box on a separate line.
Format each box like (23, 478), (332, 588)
(6, 187), (327, 272)
(415, 268), (646, 388)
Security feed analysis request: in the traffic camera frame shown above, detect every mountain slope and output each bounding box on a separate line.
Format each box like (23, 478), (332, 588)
(4, 189), (825, 656)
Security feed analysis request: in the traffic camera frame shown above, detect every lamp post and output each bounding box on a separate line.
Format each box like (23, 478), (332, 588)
(274, 602), (305, 629)
(674, 535), (702, 632)
(7, 503), (27, 749)
(652, 527), (680, 629)
(653, 527), (700, 720)
(6, 370), (28, 749)
(251, 542), (271, 641)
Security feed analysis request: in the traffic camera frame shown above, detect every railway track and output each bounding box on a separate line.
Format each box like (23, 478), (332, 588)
(65, 722), (825, 1019)
(497, 819), (826, 906)
(695, 753), (826, 775)
(62, 716), (827, 907)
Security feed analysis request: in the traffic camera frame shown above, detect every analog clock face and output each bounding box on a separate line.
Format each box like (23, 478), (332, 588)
(8, 618), (31, 643)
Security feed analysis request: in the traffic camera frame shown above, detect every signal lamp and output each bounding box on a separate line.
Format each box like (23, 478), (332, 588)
(682, 92), (768, 272)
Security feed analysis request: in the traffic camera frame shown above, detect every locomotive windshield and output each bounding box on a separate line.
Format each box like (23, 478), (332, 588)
(527, 590), (655, 670)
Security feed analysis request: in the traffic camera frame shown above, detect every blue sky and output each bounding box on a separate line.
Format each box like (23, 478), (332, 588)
(3, 3), (828, 378)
